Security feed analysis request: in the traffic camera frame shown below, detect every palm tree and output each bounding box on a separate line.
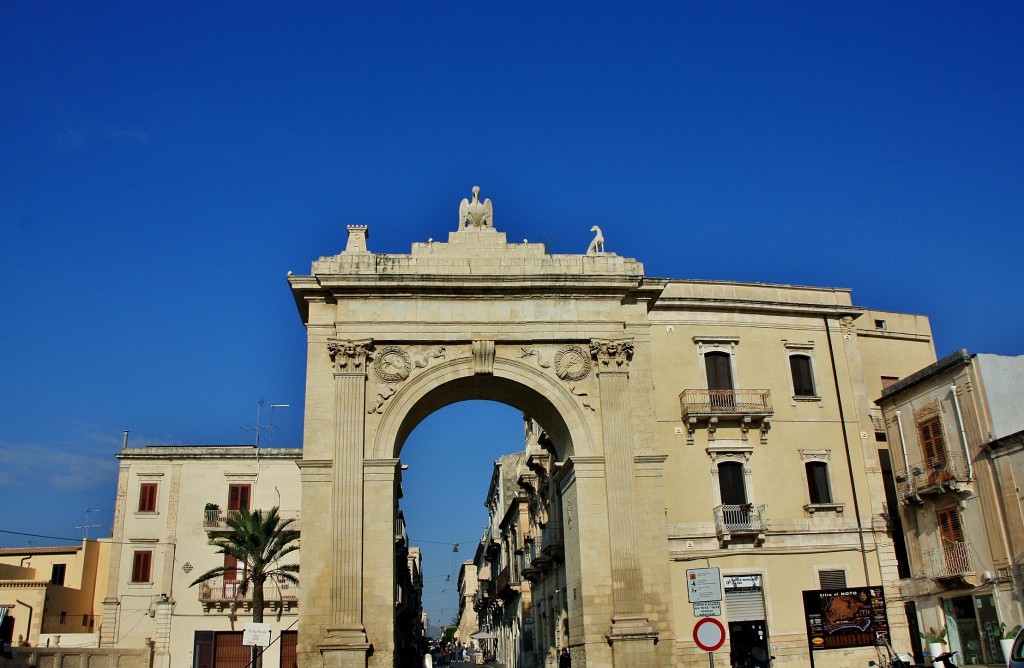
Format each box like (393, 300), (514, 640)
(190, 506), (299, 665)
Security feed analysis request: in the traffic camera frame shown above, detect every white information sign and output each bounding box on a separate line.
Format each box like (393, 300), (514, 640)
(692, 601), (722, 617)
(243, 623), (271, 647)
(686, 567), (723, 603)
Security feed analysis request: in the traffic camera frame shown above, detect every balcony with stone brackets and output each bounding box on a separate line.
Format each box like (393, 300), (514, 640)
(713, 504), (767, 547)
(925, 541), (976, 587)
(680, 389), (773, 446)
(197, 577), (298, 614)
(894, 453), (971, 504)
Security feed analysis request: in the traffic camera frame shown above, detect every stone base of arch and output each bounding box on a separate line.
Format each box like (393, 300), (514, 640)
(318, 627), (372, 668)
(608, 615), (659, 666)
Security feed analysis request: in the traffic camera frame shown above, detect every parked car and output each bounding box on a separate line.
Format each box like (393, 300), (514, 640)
(1010, 626), (1024, 668)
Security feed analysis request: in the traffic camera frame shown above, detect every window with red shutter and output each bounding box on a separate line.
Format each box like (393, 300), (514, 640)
(138, 483), (158, 512)
(918, 417), (946, 466)
(131, 550), (152, 583)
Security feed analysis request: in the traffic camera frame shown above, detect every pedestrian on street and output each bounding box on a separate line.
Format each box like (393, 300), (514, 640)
(559, 647), (571, 668)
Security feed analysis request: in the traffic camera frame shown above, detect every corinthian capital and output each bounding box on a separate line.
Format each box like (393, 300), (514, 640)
(590, 338), (634, 369)
(327, 338), (372, 371)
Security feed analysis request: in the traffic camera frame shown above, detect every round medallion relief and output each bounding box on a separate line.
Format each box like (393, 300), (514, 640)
(554, 344), (591, 381)
(374, 346), (412, 382)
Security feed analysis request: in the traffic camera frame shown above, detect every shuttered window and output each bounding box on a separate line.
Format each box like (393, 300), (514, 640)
(131, 550), (152, 583)
(227, 484), (251, 511)
(936, 507), (964, 544)
(718, 462), (747, 506)
(919, 418), (946, 466)
(213, 631), (248, 668)
(806, 462), (832, 504)
(790, 355), (816, 396)
(138, 483), (158, 512)
(818, 569), (847, 590)
(725, 588), (766, 622)
(280, 630), (298, 668)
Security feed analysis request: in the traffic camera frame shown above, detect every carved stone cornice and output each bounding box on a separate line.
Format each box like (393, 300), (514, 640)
(589, 338), (634, 370)
(327, 338), (372, 372)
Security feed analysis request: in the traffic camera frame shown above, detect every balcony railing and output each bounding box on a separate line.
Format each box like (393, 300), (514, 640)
(41, 613), (95, 634)
(197, 576), (298, 612)
(680, 389), (773, 417)
(926, 541), (975, 580)
(713, 504), (767, 546)
(203, 508), (300, 532)
(894, 453), (971, 502)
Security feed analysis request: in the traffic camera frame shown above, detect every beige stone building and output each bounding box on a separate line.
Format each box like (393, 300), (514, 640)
(99, 444), (303, 668)
(876, 350), (1024, 665)
(0, 541), (109, 648)
(286, 187), (940, 667)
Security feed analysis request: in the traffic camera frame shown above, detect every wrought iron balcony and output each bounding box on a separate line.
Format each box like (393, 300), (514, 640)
(203, 508), (300, 533)
(197, 576), (298, 613)
(925, 541), (975, 582)
(713, 504), (766, 547)
(680, 389), (773, 417)
(894, 453), (971, 503)
(680, 390), (773, 445)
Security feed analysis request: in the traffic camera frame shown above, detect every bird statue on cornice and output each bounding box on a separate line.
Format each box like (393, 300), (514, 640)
(459, 185), (493, 229)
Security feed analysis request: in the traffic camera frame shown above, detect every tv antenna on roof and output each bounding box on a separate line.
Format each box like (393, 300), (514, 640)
(76, 508), (112, 540)
(240, 399), (290, 447)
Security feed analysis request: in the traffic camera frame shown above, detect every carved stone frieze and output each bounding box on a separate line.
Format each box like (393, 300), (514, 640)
(414, 346), (447, 368)
(367, 384), (398, 415)
(568, 384), (595, 412)
(373, 346), (412, 382)
(519, 347), (552, 369)
(590, 338), (634, 369)
(554, 344), (591, 381)
(913, 400), (941, 424)
(327, 338), (372, 371)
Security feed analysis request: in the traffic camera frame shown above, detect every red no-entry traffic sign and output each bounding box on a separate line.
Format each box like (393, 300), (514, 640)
(693, 617), (726, 652)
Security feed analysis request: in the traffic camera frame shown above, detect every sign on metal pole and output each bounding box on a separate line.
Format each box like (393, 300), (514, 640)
(693, 617), (726, 667)
(686, 567), (723, 603)
(693, 601), (722, 617)
(243, 622), (272, 647)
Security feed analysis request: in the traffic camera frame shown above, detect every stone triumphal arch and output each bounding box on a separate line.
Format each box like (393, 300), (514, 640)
(289, 189), (672, 667)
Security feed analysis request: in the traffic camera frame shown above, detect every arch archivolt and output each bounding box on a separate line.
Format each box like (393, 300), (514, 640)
(367, 342), (600, 460)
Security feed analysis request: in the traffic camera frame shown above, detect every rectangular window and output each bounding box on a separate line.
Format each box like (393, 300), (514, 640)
(789, 355), (816, 397)
(51, 563), (66, 586)
(131, 550), (152, 583)
(818, 569), (847, 590)
(227, 484), (251, 512)
(806, 462), (833, 504)
(919, 417), (947, 466)
(223, 554), (246, 598)
(936, 507), (964, 544)
(138, 482), (158, 512)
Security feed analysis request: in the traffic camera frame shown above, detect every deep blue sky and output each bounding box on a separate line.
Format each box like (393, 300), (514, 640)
(2, 2), (1022, 630)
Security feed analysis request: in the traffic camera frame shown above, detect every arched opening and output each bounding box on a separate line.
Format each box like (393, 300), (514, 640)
(372, 370), (587, 668)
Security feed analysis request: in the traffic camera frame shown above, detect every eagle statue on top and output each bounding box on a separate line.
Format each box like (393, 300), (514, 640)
(459, 185), (493, 229)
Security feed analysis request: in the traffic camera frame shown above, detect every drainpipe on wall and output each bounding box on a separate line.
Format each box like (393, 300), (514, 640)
(948, 384), (973, 480)
(824, 316), (871, 585)
(895, 411), (911, 474)
(15, 599), (33, 645)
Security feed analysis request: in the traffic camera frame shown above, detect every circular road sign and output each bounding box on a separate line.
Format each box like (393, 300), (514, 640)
(693, 617), (726, 652)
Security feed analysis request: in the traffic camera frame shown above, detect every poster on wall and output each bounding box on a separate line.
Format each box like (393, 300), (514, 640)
(803, 586), (889, 651)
